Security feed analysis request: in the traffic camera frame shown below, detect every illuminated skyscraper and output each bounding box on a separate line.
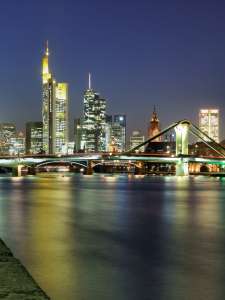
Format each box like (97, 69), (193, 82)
(148, 104), (161, 142)
(110, 124), (123, 152)
(114, 115), (126, 150)
(26, 122), (43, 154)
(130, 131), (145, 152)
(79, 74), (106, 152)
(42, 41), (68, 154)
(199, 109), (219, 142)
(9, 132), (25, 155)
(0, 123), (16, 154)
(74, 118), (80, 152)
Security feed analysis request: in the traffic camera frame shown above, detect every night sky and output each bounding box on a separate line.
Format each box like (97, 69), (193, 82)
(1, 0), (225, 144)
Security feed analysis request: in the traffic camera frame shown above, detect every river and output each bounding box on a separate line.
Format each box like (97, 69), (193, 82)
(0, 173), (225, 300)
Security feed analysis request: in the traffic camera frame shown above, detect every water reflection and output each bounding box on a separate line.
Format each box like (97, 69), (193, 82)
(0, 174), (225, 299)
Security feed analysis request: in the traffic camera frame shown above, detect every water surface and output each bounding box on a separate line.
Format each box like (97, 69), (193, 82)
(0, 173), (225, 300)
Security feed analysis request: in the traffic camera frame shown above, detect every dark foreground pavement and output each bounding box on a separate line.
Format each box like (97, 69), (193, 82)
(0, 238), (50, 300)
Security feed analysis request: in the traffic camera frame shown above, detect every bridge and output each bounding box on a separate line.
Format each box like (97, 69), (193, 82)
(1, 119), (225, 177)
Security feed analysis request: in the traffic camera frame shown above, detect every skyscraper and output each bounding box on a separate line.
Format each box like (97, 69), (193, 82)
(130, 131), (145, 152)
(110, 124), (123, 152)
(105, 115), (112, 151)
(106, 115), (112, 125)
(74, 118), (80, 152)
(9, 132), (26, 155)
(0, 123), (16, 154)
(26, 122), (43, 154)
(199, 109), (219, 142)
(42, 41), (68, 154)
(79, 74), (106, 152)
(148, 104), (161, 142)
(114, 115), (126, 150)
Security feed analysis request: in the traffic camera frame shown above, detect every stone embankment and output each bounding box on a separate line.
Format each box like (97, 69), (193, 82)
(0, 238), (50, 300)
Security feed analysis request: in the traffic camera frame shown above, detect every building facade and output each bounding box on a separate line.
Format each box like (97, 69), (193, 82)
(0, 123), (16, 154)
(114, 115), (126, 150)
(42, 41), (68, 154)
(199, 109), (219, 142)
(74, 118), (80, 152)
(130, 131), (145, 152)
(148, 104), (161, 142)
(26, 122), (43, 154)
(110, 124), (123, 152)
(9, 132), (25, 155)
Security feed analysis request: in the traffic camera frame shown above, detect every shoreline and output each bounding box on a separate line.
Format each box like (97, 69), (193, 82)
(0, 238), (50, 300)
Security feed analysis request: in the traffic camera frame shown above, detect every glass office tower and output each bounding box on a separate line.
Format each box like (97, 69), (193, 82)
(114, 115), (126, 151)
(0, 123), (16, 154)
(79, 74), (106, 152)
(199, 109), (219, 142)
(26, 122), (43, 154)
(42, 41), (68, 154)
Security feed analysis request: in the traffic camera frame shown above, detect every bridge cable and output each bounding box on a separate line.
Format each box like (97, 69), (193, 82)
(189, 129), (225, 158)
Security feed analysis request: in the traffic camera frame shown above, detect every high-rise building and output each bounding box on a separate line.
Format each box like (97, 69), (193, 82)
(26, 122), (43, 154)
(130, 131), (145, 152)
(9, 132), (25, 155)
(79, 74), (106, 152)
(110, 124), (123, 152)
(42, 41), (68, 154)
(105, 115), (112, 151)
(106, 115), (112, 125)
(114, 115), (126, 150)
(74, 118), (80, 152)
(148, 104), (161, 142)
(199, 109), (219, 142)
(0, 123), (16, 154)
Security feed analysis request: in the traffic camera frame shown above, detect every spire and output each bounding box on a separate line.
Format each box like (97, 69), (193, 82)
(46, 40), (49, 57)
(43, 40), (51, 84)
(153, 103), (156, 119)
(89, 73), (91, 89)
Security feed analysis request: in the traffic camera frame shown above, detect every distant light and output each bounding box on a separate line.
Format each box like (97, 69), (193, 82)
(120, 117), (123, 121)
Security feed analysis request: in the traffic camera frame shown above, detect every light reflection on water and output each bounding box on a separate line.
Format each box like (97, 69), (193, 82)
(0, 173), (225, 300)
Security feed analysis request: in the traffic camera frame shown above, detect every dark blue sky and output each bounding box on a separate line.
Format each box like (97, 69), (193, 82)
(0, 0), (225, 143)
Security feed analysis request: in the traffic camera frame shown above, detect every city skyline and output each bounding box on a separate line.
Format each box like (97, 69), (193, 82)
(0, 1), (225, 143)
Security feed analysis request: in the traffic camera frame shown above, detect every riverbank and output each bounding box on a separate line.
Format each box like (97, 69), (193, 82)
(0, 238), (50, 300)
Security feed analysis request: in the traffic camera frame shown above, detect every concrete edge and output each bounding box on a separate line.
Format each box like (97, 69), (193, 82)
(0, 238), (51, 300)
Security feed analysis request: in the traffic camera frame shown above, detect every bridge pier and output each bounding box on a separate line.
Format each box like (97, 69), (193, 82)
(69, 164), (76, 173)
(174, 122), (190, 155)
(134, 162), (146, 175)
(12, 166), (22, 177)
(83, 160), (93, 175)
(176, 159), (189, 176)
(27, 165), (36, 175)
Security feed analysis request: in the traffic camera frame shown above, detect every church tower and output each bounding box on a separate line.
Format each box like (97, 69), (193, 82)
(148, 104), (161, 142)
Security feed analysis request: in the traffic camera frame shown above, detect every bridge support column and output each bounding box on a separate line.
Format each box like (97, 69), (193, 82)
(28, 164), (36, 175)
(12, 166), (22, 177)
(83, 160), (93, 175)
(69, 164), (76, 173)
(134, 162), (146, 175)
(174, 122), (190, 155)
(176, 159), (189, 176)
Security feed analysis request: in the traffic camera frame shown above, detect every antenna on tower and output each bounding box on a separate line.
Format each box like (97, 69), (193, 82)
(46, 40), (49, 57)
(89, 73), (91, 89)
